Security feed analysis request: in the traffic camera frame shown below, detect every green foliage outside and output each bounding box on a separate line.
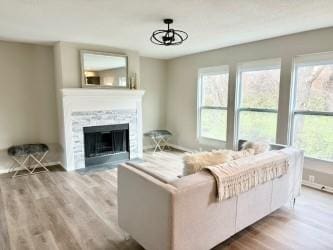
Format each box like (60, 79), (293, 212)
(294, 115), (333, 161)
(200, 66), (333, 161)
(201, 109), (227, 141)
(238, 112), (277, 143)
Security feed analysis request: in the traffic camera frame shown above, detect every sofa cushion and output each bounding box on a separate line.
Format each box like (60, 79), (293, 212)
(126, 161), (182, 183)
(183, 149), (255, 176)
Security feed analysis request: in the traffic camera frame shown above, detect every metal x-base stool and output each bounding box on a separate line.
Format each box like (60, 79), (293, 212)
(8, 144), (49, 178)
(144, 130), (172, 153)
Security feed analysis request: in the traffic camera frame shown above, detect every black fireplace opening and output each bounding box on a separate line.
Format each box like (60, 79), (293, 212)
(83, 124), (130, 167)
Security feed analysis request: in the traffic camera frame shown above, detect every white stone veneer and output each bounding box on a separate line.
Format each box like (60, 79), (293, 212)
(71, 110), (138, 169)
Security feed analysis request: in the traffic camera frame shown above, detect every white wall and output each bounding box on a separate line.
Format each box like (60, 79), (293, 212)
(0, 41), (59, 172)
(140, 57), (167, 147)
(166, 27), (333, 185)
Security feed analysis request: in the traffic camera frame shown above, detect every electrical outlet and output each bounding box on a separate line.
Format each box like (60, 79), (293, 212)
(309, 175), (315, 183)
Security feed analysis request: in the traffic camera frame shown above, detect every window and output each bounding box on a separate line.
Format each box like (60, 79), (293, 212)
(237, 59), (281, 143)
(197, 66), (229, 141)
(291, 53), (333, 161)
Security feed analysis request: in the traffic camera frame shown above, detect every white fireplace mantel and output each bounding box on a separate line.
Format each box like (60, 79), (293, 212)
(61, 88), (145, 98)
(60, 88), (145, 171)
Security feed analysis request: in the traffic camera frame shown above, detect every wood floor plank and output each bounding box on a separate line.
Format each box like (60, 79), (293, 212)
(34, 197), (82, 250)
(11, 227), (35, 250)
(57, 202), (119, 250)
(25, 174), (50, 200)
(245, 226), (293, 250)
(0, 185), (10, 250)
(252, 217), (306, 249)
(60, 172), (127, 243)
(33, 230), (59, 250)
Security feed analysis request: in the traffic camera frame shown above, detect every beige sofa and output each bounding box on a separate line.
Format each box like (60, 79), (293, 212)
(118, 148), (304, 250)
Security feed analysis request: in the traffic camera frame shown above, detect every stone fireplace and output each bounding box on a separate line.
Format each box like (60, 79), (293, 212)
(72, 111), (136, 169)
(83, 123), (130, 167)
(60, 88), (144, 171)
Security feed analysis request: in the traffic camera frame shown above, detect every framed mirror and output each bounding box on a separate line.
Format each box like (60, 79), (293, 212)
(80, 50), (128, 88)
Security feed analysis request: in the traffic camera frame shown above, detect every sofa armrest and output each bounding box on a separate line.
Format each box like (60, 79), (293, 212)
(118, 164), (177, 250)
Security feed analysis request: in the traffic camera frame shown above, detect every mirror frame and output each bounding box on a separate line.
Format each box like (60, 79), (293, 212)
(80, 50), (129, 89)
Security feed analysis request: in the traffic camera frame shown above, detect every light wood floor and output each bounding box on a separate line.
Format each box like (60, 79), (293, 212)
(0, 150), (332, 250)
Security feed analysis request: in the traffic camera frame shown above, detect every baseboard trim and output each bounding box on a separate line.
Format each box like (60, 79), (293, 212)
(143, 143), (193, 152)
(143, 145), (154, 150)
(44, 161), (62, 167)
(302, 180), (333, 194)
(167, 143), (193, 152)
(0, 161), (63, 175)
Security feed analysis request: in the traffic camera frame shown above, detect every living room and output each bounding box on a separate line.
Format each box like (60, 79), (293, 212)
(0, 1), (332, 249)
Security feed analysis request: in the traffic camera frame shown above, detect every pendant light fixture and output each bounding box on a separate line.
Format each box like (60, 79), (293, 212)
(150, 19), (188, 46)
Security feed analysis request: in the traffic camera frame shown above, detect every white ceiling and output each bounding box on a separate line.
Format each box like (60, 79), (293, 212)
(0, 0), (333, 59)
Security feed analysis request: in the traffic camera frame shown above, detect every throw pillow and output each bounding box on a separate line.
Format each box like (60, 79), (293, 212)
(242, 141), (270, 154)
(231, 148), (255, 159)
(183, 150), (233, 175)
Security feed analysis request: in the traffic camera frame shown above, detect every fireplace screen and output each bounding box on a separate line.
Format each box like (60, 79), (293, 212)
(83, 124), (129, 167)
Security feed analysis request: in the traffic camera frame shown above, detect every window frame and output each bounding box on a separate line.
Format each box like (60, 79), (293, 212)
(289, 53), (333, 162)
(236, 58), (281, 144)
(197, 65), (229, 143)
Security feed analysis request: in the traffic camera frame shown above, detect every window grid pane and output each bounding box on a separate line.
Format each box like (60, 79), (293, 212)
(200, 108), (227, 141)
(293, 114), (333, 161)
(201, 73), (229, 107)
(295, 64), (333, 112)
(238, 111), (277, 143)
(240, 68), (280, 109)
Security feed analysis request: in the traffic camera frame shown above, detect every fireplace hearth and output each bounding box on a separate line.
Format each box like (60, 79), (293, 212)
(83, 123), (130, 167)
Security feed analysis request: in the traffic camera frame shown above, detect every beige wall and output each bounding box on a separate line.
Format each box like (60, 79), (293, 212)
(140, 57), (167, 147)
(166, 27), (333, 185)
(0, 41), (59, 171)
(54, 42), (140, 88)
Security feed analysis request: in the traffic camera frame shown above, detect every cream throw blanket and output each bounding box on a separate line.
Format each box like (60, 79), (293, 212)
(205, 151), (290, 201)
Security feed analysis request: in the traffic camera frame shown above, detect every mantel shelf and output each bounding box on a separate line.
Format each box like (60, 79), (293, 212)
(61, 88), (145, 97)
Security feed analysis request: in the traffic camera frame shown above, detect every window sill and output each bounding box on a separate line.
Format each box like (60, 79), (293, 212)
(197, 137), (226, 148)
(304, 156), (333, 164)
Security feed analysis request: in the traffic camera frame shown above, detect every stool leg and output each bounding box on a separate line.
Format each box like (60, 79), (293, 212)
(11, 155), (32, 178)
(152, 137), (162, 153)
(8, 162), (17, 173)
(156, 137), (164, 152)
(161, 137), (171, 151)
(30, 152), (49, 174)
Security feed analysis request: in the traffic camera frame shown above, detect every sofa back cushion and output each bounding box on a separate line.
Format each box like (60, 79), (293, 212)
(126, 161), (182, 183)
